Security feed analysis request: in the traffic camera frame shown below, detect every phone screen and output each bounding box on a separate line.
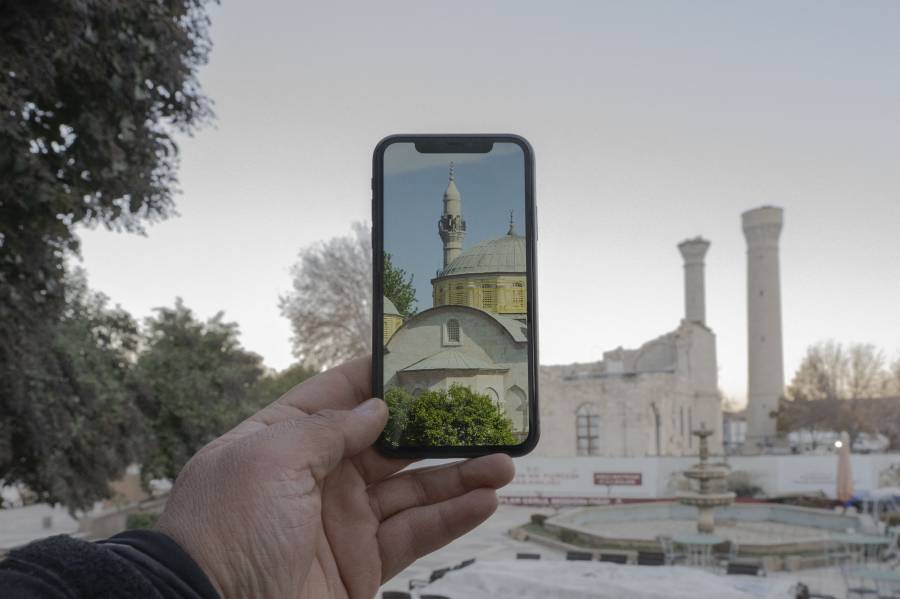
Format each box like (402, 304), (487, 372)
(375, 137), (537, 453)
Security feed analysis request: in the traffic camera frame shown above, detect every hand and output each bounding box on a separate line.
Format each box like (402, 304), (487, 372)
(155, 357), (515, 599)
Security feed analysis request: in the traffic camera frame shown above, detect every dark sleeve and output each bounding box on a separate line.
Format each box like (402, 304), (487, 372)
(0, 530), (219, 599)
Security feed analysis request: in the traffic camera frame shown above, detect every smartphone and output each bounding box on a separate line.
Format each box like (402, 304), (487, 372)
(372, 134), (539, 458)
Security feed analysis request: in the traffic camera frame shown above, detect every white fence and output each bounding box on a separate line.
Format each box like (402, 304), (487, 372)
(500, 454), (900, 502)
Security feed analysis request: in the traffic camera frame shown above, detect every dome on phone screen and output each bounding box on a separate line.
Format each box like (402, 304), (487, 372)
(439, 232), (526, 277)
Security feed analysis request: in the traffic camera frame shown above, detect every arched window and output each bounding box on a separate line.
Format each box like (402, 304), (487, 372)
(451, 285), (466, 305)
(485, 387), (500, 407)
(443, 318), (461, 345)
(576, 403), (601, 456)
(504, 386), (528, 434)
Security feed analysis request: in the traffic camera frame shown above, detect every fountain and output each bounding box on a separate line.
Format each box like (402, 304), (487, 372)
(678, 424), (735, 534)
(535, 424), (869, 568)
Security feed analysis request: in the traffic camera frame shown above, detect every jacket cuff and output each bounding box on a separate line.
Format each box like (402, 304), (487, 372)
(99, 529), (220, 599)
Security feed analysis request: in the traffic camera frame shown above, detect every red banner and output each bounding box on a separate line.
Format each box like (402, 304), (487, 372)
(593, 472), (642, 486)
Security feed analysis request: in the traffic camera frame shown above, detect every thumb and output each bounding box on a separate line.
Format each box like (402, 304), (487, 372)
(292, 398), (389, 480)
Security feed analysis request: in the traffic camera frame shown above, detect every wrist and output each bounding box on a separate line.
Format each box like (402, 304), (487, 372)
(154, 516), (228, 599)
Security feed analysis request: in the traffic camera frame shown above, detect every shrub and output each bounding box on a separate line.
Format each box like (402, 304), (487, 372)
(382, 384), (517, 447)
(559, 528), (577, 544)
(126, 511), (159, 530)
(531, 513), (548, 527)
(727, 471), (763, 498)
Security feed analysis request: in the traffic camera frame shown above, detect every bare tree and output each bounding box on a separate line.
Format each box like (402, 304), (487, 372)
(890, 356), (900, 394)
(280, 223), (372, 369)
(787, 340), (887, 402)
(720, 391), (742, 414)
(780, 340), (893, 446)
(786, 340), (846, 401)
(846, 343), (887, 399)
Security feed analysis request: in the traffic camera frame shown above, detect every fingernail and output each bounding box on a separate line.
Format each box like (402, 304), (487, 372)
(354, 398), (382, 415)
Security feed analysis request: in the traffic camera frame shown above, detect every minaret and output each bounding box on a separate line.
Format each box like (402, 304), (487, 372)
(742, 206), (785, 447)
(438, 162), (466, 269)
(677, 237), (711, 325)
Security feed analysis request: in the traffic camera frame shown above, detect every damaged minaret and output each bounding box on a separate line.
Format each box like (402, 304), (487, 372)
(678, 237), (711, 325)
(742, 206), (785, 448)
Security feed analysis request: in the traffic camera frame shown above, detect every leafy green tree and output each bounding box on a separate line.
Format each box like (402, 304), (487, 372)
(1, 0), (215, 323)
(0, 1), (215, 506)
(383, 252), (417, 317)
(133, 300), (265, 482)
(383, 385), (516, 447)
(0, 269), (146, 511)
(255, 363), (319, 405)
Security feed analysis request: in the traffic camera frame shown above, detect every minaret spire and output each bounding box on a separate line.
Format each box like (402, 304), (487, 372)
(438, 162), (466, 269)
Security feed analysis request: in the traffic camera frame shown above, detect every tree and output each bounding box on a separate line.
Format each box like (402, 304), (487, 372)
(0, 269), (146, 511)
(383, 252), (417, 317)
(720, 391), (742, 414)
(383, 385), (517, 447)
(846, 343), (888, 399)
(888, 356), (900, 394)
(0, 1), (215, 506)
(280, 223), (372, 369)
(787, 340), (887, 402)
(786, 340), (846, 402)
(1, 0), (215, 323)
(255, 363), (319, 405)
(779, 340), (891, 446)
(133, 300), (264, 482)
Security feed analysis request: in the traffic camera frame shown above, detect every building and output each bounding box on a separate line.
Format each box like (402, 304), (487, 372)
(723, 410), (748, 454)
(431, 162), (527, 320)
(383, 296), (404, 344)
(383, 164), (530, 437)
(536, 238), (723, 457)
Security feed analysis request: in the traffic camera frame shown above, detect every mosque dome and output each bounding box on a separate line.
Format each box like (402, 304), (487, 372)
(439, 232), (526, 277)
(383, 296), (401, 316)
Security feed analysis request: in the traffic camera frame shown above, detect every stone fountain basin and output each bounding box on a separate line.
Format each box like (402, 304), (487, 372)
(683, 471), (728, 481)
(542, 501), (865, 556)
(677, 491), (736, 507)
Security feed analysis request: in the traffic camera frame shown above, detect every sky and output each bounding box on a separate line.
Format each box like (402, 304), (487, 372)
(383, 143), (526, 309)
(78, 1), (900, 405)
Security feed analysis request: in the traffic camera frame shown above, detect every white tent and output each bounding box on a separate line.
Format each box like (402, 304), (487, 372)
(420, 561), (796, 599)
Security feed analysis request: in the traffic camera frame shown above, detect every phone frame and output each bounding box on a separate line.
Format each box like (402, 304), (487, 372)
(371, 133), (539, 458)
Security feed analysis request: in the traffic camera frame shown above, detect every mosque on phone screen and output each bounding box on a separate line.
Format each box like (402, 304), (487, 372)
(383, 164), (531, 438)
(382, 165), (723, 454)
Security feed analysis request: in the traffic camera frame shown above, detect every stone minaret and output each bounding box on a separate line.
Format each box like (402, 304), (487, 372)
(438, 162), (466, 269)
(678, 237), (711, 325)
(742, 206), (785, 446)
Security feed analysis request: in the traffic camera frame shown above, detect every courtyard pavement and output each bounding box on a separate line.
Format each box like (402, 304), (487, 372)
(0, 501), (854, 597)
(380, 504), (850, 598)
